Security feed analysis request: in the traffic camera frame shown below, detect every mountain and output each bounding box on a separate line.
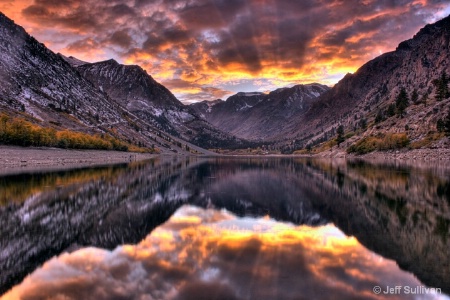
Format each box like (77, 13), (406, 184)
(283, 15), (450, 152)
(0, 13), (121, 129)
(192, 15), (450, 153)
(2, 9), (449, 155)
(71, 58), (251, 150)
(58, 54), (89, 67)
(0, 12), (188, 154)
(0, 12), (244, 153)
(191, 84), (330, 140)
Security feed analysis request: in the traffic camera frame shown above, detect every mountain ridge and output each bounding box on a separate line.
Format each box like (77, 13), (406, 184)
(1, 11), (450, 155)
(191, 83), (330, 140)
(0, 12), (247, 153)
(272, 14), (450, 153)
(72, 58), (253, 149)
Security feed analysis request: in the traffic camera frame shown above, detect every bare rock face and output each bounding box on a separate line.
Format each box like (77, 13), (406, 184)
(76, 59), (182, 111)
(290, 15), (450, 148)
(73, 59), (251, 149)
(0, 12), (185, 153)
(0, 12), (121, 128)
(191, 84), (330, 140)
(190, 15), (450, 149)
(0, 12), (246, 152)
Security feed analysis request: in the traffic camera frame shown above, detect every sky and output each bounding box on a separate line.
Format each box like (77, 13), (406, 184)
(1, 0), (449, 103)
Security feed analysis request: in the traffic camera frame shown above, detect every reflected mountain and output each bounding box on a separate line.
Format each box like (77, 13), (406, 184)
(0, 158), (449, 295)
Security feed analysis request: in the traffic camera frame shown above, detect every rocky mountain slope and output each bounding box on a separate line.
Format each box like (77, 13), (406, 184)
(0, 12), (248, 154)
(284, 15), (450, 153)
(0, 13), (121, 129)
(191, 84), (330, 140)
(191, 15), (450, 154)
(0, 12), (205, 154)
(2, 10), (449, 155)
(74, 59), (250, 149)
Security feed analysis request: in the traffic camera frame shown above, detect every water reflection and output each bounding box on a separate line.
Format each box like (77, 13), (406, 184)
(3, 205), (438, 300)
(0, 157), (449, 298)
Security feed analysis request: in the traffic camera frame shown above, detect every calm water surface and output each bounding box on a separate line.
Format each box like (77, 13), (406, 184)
(0, 157), (449, 299)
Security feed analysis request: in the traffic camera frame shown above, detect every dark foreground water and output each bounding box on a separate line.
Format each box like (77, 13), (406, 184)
(0, 157), (449, 300)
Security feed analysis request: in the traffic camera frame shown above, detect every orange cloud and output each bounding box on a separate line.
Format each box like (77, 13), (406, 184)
(1, 0), (449, 101)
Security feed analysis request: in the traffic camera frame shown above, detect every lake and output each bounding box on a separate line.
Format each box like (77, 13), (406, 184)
(0, 157), (449, 299)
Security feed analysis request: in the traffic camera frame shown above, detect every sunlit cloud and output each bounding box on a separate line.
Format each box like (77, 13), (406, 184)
(0, 0), (448, 102)
(3, 205), (433, 300)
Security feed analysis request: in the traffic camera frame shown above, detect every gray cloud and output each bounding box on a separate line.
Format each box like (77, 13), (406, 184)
(16, 0), (450, 101)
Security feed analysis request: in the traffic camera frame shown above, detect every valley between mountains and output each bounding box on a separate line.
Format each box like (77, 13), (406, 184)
(1, 12), (450, 158)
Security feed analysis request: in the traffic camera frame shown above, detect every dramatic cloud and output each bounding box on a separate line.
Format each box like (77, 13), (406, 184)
(3, 206), (430, 300)
(1, 0), (449, 101)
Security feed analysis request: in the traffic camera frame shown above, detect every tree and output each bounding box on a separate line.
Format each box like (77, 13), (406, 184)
(0, 114), (9, 135)
(375, 110), (384, 123)
(444, 110), (450, 136)
(359, 118), (367, 130)
(411, 89), (419, 104)
(395, 87), (409, 118)
(420, 92), (429, 106)
(433, 71), (450, 101)
(336, 125), (345, 146)
(437, 119), (445, 132)
(387, 103), (396, 117)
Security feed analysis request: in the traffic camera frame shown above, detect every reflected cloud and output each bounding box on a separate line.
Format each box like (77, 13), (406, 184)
(3, 206), (436, 300)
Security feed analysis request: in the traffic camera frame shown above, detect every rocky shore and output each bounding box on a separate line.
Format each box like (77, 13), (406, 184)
(0, 146), (157, 174)
(315, 147), (450, 161)
(1, 144), (449, 175)
(313, 136), (450, 162)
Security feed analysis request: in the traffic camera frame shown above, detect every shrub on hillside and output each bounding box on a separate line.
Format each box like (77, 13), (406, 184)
(378, 133), (410, 150)
(347, 136), (380, 154)
(347, 133), (409, 154)
(0, 113), (129, 151)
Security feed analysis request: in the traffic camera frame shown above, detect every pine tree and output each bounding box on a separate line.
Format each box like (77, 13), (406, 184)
(411, 89), (419, 104)
(437, 119), (445, 132)
(420, 93), (428, 106)
(433, 71), (449, 101)
(359, 118), (367, 130)
(375, 110), (384, 123)
(387, 103), (396, 117)
(444, 110), (450, 136)
(336, 125), (345, 146)
(395, 88), (409, 118)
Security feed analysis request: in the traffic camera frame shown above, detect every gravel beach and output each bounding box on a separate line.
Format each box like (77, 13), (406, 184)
(1, 145), (449, 175)
(0, 146), (157, 174)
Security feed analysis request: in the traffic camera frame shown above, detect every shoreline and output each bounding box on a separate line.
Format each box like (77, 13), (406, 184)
(0, 146), (158, 175)
(313, 147), (450, 161)
(0, 145), (449, 175)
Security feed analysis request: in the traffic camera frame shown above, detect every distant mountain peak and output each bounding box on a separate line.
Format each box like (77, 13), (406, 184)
(191, 83), (330, 140)
(235, 92), (265, 97)
(76, 59), (180, 110)
(96, 58), (120, 65)
(59, 53), (89, 67)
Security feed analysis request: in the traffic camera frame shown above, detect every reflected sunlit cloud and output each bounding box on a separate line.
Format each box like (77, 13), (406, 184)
(3, 205), (443, 300)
